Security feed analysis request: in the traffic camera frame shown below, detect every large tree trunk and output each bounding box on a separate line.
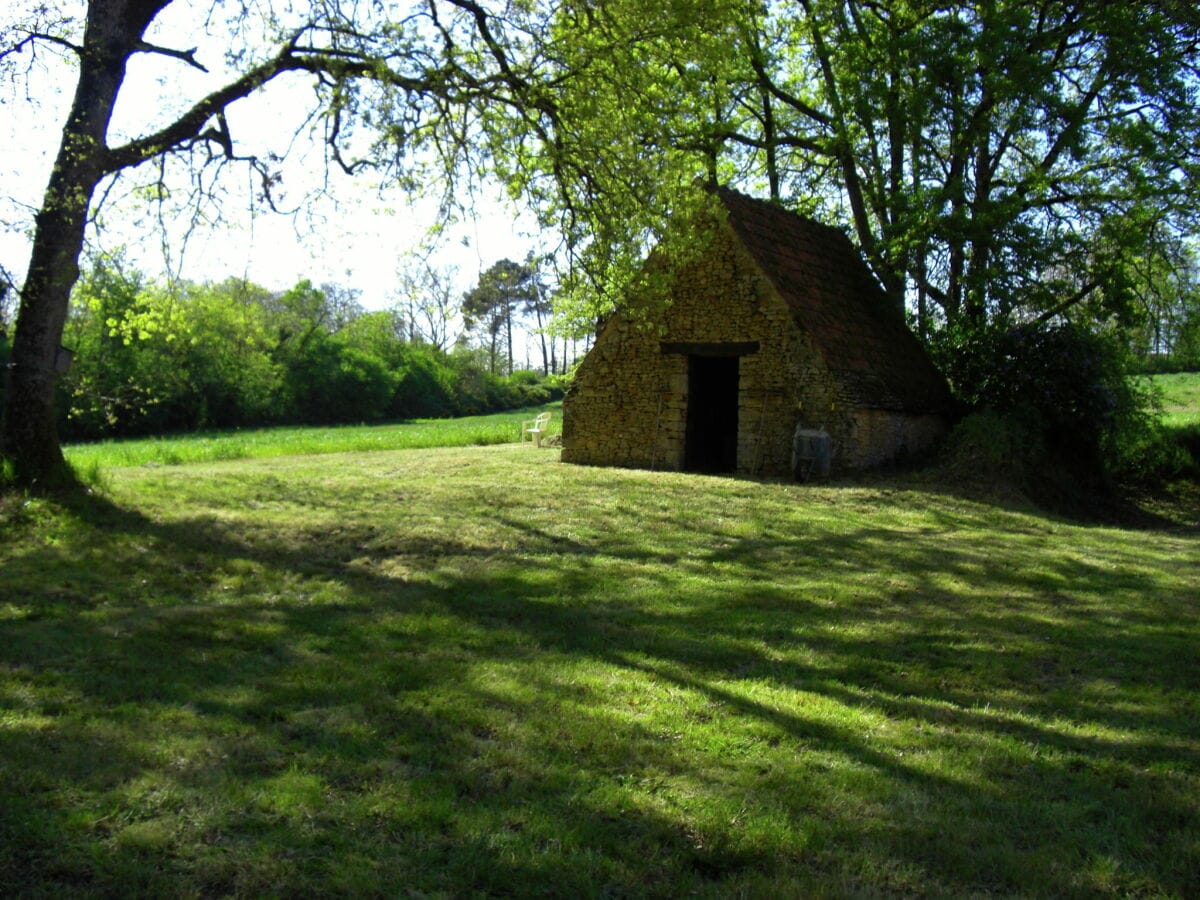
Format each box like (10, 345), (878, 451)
(1, 179), (95, 487)
(1, 1), (161, 488)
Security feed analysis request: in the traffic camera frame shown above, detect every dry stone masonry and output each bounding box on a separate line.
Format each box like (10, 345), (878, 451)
(563, 188), (955, 478)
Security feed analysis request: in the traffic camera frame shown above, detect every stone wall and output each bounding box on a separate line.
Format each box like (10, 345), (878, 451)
(839, 409), (948, 469)
(562, 220), (940, 477)
(565, 223), (819, 476)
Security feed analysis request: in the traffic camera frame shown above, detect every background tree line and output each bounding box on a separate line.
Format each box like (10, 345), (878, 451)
(44, 255), (567, 443)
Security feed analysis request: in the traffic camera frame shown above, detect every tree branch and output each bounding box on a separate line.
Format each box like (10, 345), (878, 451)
(1034, 278), (1100, 323)
(742, 31), (832, 129)
(102, 32), (450, 175)
(134, 39), (208, 72)
(1, 31), (83, 61)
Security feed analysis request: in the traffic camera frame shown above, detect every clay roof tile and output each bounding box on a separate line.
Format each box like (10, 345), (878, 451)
(715, 187), (955, 414)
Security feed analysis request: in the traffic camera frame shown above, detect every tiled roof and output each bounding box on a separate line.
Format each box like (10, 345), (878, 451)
(717, 187), (955, 414)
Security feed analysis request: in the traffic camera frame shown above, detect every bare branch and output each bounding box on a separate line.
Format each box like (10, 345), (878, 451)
(134, 39), (208, 72)
(1, 30), (82, 62)
(200, 111), (234, 157)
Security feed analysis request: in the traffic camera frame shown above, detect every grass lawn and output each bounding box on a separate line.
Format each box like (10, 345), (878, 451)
(62, 402), (562, 472)
(2, 444), (1198, 896)
(1152, 371), (1200, 427)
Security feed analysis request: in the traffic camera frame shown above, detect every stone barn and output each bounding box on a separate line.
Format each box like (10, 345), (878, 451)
(561, 187), (956, 477)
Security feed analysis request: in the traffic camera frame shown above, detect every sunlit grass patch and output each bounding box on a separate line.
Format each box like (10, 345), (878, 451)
(2, 445), (1197, 895)
(62, 402), (561, 471)
(1151, 371), (1200, 426)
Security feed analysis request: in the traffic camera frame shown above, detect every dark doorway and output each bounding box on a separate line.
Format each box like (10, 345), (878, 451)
(685, 355), (740, 473)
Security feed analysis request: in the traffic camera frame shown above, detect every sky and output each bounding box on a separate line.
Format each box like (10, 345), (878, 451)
(0, 1), (546, 319)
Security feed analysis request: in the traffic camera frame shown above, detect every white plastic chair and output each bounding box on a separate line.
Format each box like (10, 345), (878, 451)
(521, 412), (552, 447)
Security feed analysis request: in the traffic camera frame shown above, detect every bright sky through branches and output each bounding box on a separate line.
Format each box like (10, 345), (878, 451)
(0, 0), (541, 312)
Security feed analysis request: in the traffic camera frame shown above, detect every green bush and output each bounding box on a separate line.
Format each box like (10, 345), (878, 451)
(506, 369), (542, 387)
(934, 321), (1157, 488)
(545, 370), (575, 395)
(390, 344), (458, 419)
(504, 369), (566, 408)
(940, 410), (1040, 483)
(439, 353), (522, 416)
(282, 339), (398, 424)
(1130, 422), (1200, 483)
(515, 384), (551, 407)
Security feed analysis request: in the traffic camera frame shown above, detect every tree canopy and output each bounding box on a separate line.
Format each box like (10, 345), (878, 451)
(462, 258), (539, 375)
(492, 0), (1200, 334)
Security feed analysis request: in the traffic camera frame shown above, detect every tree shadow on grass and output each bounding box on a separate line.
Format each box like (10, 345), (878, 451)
(1, 486), (1198, 896)
(844, 461), (1200, 533)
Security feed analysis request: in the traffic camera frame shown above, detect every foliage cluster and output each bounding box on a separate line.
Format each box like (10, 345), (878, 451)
(933, 323), (1197, 497)
(49, 260), (562, 443)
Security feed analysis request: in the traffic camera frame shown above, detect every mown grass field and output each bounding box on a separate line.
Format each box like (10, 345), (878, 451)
(62, 402), (562, 472)
(2, 439), (1198, 896)
(1154, 371), (1200, 427)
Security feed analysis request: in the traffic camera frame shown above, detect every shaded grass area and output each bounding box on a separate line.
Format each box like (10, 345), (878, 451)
(2, 446), (1198, 896)
(62, 402), (562, 471)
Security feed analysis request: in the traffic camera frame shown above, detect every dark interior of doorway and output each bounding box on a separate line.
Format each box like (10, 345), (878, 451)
(685, 355), (739, 473)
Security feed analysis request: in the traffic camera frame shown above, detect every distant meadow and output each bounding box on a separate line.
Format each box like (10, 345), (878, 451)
(64, 403), (561, 472)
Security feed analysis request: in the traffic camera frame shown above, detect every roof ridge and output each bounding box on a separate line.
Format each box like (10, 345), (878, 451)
(710, 184), (954, 414)
(712, 185), (852, 242)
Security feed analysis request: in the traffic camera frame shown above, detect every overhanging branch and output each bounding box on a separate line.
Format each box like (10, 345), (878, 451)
(102, 33), (451, 176)
(1034, 279), (1100, 323)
